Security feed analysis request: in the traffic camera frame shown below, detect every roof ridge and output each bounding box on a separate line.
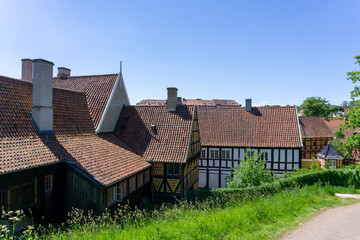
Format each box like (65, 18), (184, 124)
(53, 73), (118, 79)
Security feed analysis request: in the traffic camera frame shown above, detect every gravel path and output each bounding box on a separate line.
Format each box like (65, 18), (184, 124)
(281, 196), (360, 240)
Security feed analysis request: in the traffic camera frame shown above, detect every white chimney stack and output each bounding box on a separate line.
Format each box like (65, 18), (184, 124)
(57, 67), (71, 79)
(166, 87), (178, 111)
(31, 59), (54, 133)
(245, 99), (252, 112)
(21, 58), (33, 81)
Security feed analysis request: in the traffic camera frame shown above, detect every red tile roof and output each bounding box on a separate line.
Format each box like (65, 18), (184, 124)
(136, 98), (240, 106)
(299, 116), (333, 138)
(197, 106), (302, 148)
(0, 76), (150, 186)
(114, 105), (195, 163)
(53, 74), (118, 129)
(324, 119), (360, 141)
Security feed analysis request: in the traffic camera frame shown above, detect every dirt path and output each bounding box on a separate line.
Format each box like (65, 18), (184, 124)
(281, 196), (360, 240)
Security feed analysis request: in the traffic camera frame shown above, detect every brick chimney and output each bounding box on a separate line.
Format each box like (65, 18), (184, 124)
(166, 87), (178, 111)
(245, 99), (252, 112)
(57, 67), (71, 79)
(21, 58), (33, 81)
(31, 59), (54, 133)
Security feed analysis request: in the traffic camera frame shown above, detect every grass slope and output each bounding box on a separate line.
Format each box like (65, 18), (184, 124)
(36, 186), (358, 240)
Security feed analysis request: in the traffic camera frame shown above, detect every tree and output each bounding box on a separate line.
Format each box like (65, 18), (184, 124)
(337, 55), (360, 159)
(299, 97), (331, 118)
(226, 150), (276, 188)
(299, 97), (344, 119)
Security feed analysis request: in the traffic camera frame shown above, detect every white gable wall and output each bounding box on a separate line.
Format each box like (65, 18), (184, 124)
(96, 73), (130, 133)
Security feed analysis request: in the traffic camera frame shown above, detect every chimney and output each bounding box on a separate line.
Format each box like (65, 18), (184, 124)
(245, 99), (252, 112)
(31, 59), (54, 133)
(166, 87), (178, 111)
(57, 67), (71, 79)
(21, 58), (33, 81)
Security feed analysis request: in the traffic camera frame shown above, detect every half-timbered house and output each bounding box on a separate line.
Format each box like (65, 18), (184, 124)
(0, 59), (151, 222)
(299, 116), (334, 159)
(115, 88), (201, 200)
(197, 100), (303, 188)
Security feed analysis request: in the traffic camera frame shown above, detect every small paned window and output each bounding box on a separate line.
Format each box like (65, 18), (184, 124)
(221, 150), (231, 159)
(261, 152), (269, 161)
(145, 170), (150, 183)
(122, 181), (127, 197)
(138, 173), (144, 187)
(167, 164), (180, 177)
(201, 149), (206, 158)
(129, 176), (136, 193)
(45, 175), (53, 191)
(116, 185), (122, 201)
(210, 149), (219, 159)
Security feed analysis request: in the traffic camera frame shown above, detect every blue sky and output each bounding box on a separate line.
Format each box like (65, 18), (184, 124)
(0, 0), (359, 106)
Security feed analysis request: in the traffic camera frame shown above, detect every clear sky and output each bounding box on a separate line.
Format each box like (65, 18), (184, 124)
(0, 0), (359, 106)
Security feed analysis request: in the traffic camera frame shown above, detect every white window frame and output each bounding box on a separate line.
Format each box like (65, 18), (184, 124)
(201, 148), (207, 158)
(209, 148), (219, 159)
(221, 149), (231, 160)
(329, 159), (337, 169)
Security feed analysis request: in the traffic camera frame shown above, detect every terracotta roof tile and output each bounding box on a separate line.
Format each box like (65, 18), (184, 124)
(136, 99), (240, 106)
(53, 74), (118, 129)
(324, 119), (360, 141)
(0, 76), (150, 186)
(299, 116), (333, 138)
(197, 106), (302, 148)
(115, 105), (194, 163)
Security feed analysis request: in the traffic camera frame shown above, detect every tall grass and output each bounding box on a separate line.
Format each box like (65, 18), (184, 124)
(20, 185), (357, 240)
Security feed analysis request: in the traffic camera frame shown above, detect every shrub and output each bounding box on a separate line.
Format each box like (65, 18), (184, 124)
(226, 150), (277, 188)
(188, 169), (360, 204)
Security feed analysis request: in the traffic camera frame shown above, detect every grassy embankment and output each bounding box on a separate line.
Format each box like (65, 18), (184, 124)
(30, 185), (359, 240)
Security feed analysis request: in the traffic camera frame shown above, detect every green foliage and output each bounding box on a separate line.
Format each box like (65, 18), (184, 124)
(299, 96), (331, 118)
(330, 139), (348, 158)
(5, 186), (358, 240)
(226, 150), (277, 188)
(337, 55), (360, 159)
(299, 97), (343, 119)
(213, 169), (360, 203)
(284, 158), (322, 178)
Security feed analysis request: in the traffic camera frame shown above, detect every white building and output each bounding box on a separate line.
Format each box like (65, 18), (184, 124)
(197, 100), (303, 188)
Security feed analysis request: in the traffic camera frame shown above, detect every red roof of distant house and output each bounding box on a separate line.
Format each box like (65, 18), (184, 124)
(0, 76), (150, 186)
(53, 74), (118, 129)
(324, 119), (360, 141)
(197, 106), (302, 148)
(136, 98), (240, 106)
(114, 105), (195, 163)
(299, 116), (333, 138)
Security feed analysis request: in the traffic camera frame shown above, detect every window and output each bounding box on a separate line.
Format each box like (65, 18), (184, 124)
(108, 181), (128, 206)
(167, 164), (179, 177)
(137, 173), (144, 187)
(247, 150), (257, 160)
(329, 159), (337, 169)
(210, 149), (219, 159)
(201, 149), (206, 158)
(129, 176), (136, 193)
(145, 170), (150, 183)
(221, 149), (231, 159)
(45, 175), (53, 191)
(260, 152), (269, 161)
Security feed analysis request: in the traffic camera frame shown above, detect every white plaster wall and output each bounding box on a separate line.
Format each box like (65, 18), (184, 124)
(96, 73), (130, 133)
(199, 171), (207, 188)
(287, 149), (293, 162)
(209, 172), (219, 188)
(233, 149), (239, 160)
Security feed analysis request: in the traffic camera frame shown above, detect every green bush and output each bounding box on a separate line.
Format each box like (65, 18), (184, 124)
(226, 150), (277, 188)
(188, 169), (360, 204)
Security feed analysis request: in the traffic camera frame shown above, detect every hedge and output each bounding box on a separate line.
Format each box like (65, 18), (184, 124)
(187, 169), (360, 203)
